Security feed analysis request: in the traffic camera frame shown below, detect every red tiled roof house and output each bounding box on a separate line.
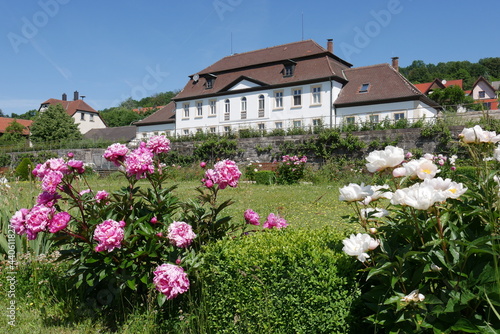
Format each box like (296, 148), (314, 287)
(38, 91), (107, 134)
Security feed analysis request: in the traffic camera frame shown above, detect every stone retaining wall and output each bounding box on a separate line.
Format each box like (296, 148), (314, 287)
(6, 126), (465, 169)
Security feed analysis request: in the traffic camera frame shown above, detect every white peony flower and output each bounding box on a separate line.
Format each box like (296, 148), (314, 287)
(391, 182), (447, 210)
(361, 185), (393, 204)
(339, 183), (373, 202)
(361, 208), (389, 220)
(401, 289), (425, 303)
(342, 233), (379, 262)
(423, 177), (467, 199)
(366, 146), (405, 173)
(415, 158), (440, 180)
(460, 125), (500, 144)
(494, 146), (500, 162)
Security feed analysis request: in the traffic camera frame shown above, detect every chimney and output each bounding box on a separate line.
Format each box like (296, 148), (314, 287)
(74, 91), (79, 101)
(327, 39), (333, 53)
(62, 93), (67, 101)
(391, 57), (399, 72)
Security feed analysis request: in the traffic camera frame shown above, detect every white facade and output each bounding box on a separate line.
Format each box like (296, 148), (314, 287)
(175, 79), (344, 135)
(73, 111), (107, 134)
(136, 123), (175, 139)
(336, 101), (437, 126)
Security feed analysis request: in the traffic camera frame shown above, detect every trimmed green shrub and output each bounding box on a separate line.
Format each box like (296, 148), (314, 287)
(15, 157), (33, 180)
(196, 227), (361, 333)
(454, 165), (477, 184)
(253, 170), (276, 185)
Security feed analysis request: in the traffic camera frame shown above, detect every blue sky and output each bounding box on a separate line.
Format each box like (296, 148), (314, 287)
(1, 0), (499, 116)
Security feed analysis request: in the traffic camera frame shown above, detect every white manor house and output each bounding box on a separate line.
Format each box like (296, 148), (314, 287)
(139, 39), (439, 137)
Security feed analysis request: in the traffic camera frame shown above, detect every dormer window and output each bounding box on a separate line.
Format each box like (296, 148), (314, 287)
(205, 74), (217, 89)
(206, 78), (214, 89)
(283, 60), (296, 77)
(359, 83), (370, 93)
(284, 64), (295, 77)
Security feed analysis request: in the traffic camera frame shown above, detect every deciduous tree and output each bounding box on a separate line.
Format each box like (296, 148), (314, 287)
(30, 104), (82, 143)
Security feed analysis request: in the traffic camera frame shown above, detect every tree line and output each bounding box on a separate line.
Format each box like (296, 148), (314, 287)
(399, 57), (500, 89)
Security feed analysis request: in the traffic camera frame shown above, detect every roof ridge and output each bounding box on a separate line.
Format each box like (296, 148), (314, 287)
(223, 39), (317, 59)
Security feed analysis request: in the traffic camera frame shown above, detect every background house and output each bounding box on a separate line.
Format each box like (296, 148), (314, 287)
(38, 91), (107, 134)
(0, 117), (32, 137)
(469, 76), (499, 110)
(172, 39), (438, 136)
(133, 101), (176, 140)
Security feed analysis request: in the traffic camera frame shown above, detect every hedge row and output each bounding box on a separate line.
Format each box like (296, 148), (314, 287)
(194, 227), (361, 333)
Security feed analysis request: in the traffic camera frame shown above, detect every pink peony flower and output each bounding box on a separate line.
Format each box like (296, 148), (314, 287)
(67, 152), (74, 158)
(67, 159), (85, 174)
(10, 208), (29, 235)
(94, 219), (126, 252)
(263, 213), (288, 229)
(25, 205), (55, 240)
(167, 221), (196, 248)
(146, 135), (171, 154)
(153, 263), (190, 300)
(103, 143), (129, 166)
(200, 161), (207, 168)
(125, 143), (154, 179)
(79, 189), (91, 196)
(36, 191), (62, 207)
(95, 190), (109, 203)
(150, 216), (158, 224)
(41, 171), (64, 193)
(46, 158), (70, 175)
(48, 211), (71, 233)
(244, 209), (260, 225)
(204, 159), (241, 190)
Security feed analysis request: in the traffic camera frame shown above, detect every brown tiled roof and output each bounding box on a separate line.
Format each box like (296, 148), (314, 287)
(40, 98), (98, 116)
(334, 64), (439, 107)
(0, 117), (32, 135)
(175, 40), (351, 100)
(414, 79), (463, 94)
(134, 101), (175, 125)
(444, 79), (463, 89)
(83, 126), (136, 142)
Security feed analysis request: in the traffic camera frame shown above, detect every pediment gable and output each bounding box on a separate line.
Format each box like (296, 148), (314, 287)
(226, 77), (267, 91)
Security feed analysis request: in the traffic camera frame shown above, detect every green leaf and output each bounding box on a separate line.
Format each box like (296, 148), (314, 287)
(451, 318), (479, 333)
(127, 278), (137, 290)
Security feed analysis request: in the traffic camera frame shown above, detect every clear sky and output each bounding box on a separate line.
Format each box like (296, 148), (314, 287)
(1, 0), (499, 116)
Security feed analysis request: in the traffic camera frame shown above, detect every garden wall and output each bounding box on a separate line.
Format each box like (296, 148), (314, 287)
(7, 126), (465, 170)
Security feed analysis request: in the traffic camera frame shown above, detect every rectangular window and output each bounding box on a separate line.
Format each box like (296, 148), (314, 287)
(183, 103), (190, 118)
(258, 123), (265, 130)
(284, 64), (295, 77)
(183, 129), (189, 135)
(479, 91), (486, 98)
(196, 101), (203, 117)
(293, 88), (302, 106)
(275, 122), (283, 129)
(209, 100), (216, 115)
(359, 83), (370, 93)
(345, 116), (355, 124)
(89, 114), (94, 122)
(206, 78), (214, 89)
(196, 128), (202, 133)
(293, 120), (302, 128)
(210, 127), (216, 134)
(394, 112), (405, 121)
(312, 86), (321, 104)
(274, 91), (283, 108)
(312, 119), (321, 126)
(80, 112), (85, 121)
(224, 126), (231, 133)
(369, 114), (379, 123)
